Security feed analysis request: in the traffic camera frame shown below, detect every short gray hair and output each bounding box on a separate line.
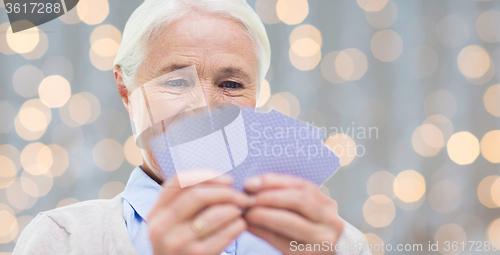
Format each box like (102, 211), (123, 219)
(114, 0), (271, 90)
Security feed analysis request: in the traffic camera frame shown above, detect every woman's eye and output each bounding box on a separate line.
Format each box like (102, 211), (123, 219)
(165, 79), (188, 87)
(221, 81), (242, 89)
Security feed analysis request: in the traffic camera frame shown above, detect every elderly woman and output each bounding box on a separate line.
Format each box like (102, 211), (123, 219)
(13, 0), (370, 254)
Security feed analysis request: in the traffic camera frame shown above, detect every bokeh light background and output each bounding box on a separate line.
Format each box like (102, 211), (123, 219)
(1, 0), (500, 254)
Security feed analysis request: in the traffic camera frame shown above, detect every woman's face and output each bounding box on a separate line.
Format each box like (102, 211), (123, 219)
(130, 11), (260, 180)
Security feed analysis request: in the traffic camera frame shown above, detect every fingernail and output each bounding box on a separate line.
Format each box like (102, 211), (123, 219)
(245, 177), (262, 190)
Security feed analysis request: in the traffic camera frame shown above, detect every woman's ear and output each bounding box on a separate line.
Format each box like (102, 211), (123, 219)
(114, 65), (132, 114)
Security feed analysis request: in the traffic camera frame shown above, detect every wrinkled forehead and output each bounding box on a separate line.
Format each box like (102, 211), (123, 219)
(139, 11), (260, 81)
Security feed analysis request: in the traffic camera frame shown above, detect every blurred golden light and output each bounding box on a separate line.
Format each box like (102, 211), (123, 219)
(363, 233), (385, 255)
(457, 45), (491, 79)
(428, 181), (461, 214)
(371, 29), (403, 62)
(393, 170), (426, 203)
(491, 178), (500, 207)
(335, 51), (354, 80)
(0, 145), (21, 172)
(19, 108), (47, 132)
(437, 15), (469, 48)
(124, 136), (143, 166)
(0, 23), (15, 55)
(93, 139), (125, 171)
(59, 7), (81, 24)
(477, 175), (500, 208)
(48, 144), (69, 177)
(0, 210), (17, 244)
(56, 198), (80, 208)
(0, 101), (15, 134)
(424, 90), (457, 119)
(60, 92), (101, 127)
(15, 115), (45, 141)
(98, 181), (126, 199)
(6, 180), (37, 210)
(19, 174), (38, 197)
(366, 171), (395, 199)
(90, 24), (121, 44)
(484, 84), (500, 117)
(434, 224), (467, 255)
(89, 47), (115, 71)
(255, 0), (280, 25)
(365, 1), (397, 29)
(356, 0), (388, 12)
(291, 38), (320, 57)
(337, 48), (368, 81)
(324, 134), (357, 166)
(289, 45), (321, 71)
(257, 79), (271, 107)
(406, 46), (438, 78)
(21, 143), (53, 176)
(0, 156), (16, 189)
(321, 51), (346, 84)
(447, 131), (480, 165)
(68, 94), (91, 125)
(276, 0), (309, 25)
(77, 0), (109, 25)
(91, 38), (120, 57)
(21, 30), (48, 60)
(12, 65), (44, 98)
(487, 218), (500, 244)
(421, 124), (444, 149)
(267, 92), (300, 118)
(411, 124), (443, 157)
(290, 24), (322, 48)
(363, 194), (395, 228)
(38, 75), (71, 108)
(480, 130), (500, 163)
(424, 115), (454, 142)
(466, 57), (495, 85)
(6, 22), (39, 54)
(20, 170), (53, 197)
(476, 10), (500, 43)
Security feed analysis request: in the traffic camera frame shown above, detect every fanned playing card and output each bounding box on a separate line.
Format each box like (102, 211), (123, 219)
(149, 104), (340, 190)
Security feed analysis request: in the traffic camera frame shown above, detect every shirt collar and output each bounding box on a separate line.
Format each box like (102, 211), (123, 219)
(122, 166), (163, 223)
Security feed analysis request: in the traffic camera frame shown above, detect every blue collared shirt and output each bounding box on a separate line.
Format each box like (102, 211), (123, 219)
(121, 166), (281, 255)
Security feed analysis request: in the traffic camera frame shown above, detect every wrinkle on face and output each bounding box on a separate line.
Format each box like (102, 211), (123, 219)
(130, 11), (260, 179)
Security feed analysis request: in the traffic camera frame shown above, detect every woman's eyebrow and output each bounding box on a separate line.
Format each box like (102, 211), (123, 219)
(155, 64), (192, 77)
(220, 67), (251, 80)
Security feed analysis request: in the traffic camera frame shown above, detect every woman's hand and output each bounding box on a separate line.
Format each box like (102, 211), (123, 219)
(148, 172), (250, 255)
(243, 174), (344, 255)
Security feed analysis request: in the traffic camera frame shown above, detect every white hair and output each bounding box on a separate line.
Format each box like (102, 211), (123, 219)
(114, 0), (271, 91)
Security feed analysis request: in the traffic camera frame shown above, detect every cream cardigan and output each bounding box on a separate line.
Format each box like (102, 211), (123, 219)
(12, 194), (371, 255)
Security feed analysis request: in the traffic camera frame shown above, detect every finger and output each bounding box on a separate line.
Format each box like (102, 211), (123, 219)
(251, 188), (324, 222)
(188, 218), (247, 255)
(168, 187), (249, 222)
(247, 225), (291, 252)
(244, 174), (317, 193)
(244, 206), (320, 241)
(151, 172), (233, 214)
(176, 204), (242, 240)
